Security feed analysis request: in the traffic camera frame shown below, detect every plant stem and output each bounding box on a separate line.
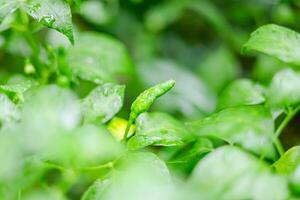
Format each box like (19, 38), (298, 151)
(274, 139), (284, 156)
(274, 105), (300, 156)
(80, 162), (114, 171)
(275, 105), (300, 138)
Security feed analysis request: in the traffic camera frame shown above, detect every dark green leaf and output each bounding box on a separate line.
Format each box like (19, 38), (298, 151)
(187, 105), (276, 159)
(167, 138), (213, 175)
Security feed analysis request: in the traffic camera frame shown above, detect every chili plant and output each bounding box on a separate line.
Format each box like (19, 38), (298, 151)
(0, 0), (300, 200)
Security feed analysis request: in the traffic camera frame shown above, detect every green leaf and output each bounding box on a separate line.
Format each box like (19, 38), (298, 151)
(189, 146), (289, 200)
(252, 55), (290, 84)
(20, 85), (81, 153)
(274, 146), (300, 174)
(127, 112), (193, 150)
(167, 138), (213, 175)
(217, 79), (265, 110)
(99, 152), (174, 200)
(242, 24), (300, 65)
(81, 83), (125, 124)
(0, 80), (35, 102)
(0, 94), (20, 125)
(24, 0), (74, 44)
(0, 0), (20, 23)
(51, 124), (123, 167)
(67, 32), (133, 84)
(82, 179), (110, 200)
(187, 105), (276, 159)
(267, 69), (300, 108)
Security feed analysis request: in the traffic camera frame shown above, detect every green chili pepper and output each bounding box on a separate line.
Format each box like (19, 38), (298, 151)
(123, 80), (176, 141)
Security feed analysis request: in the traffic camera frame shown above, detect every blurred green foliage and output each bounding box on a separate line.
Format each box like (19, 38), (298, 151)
(1, 0), (300, 199)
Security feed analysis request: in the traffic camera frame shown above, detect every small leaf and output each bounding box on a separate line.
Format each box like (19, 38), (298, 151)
(67, 32), (133, 84)
(242, 24), (300, 65)
(187, 105), (276, 159)
(274, 146), (300, 174)
(189, 146), (289, 200)
(267, 69), (300, 108)
(217, 79), (265, 110)
(127, 112), (193, 150)
(81, 83), (125, 124)
(24, 0), (74, 44)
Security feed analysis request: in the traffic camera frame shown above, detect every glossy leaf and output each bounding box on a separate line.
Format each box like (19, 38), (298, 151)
(81, 83), (125, 124)
(187, 105), (276, 159)
(24, 0), (74, 43)
(217, 79), (265, 110)
(267, 69), (300, 108)
(0, 0), (20, 23)
(67, 32), (133, 84)
(127, 112), (193, 149)
(274, 146), (300, 174)
(0, 94), (20, 125)
(242, 24), (300, 65)
(128, 80), (175, 123)
(0, 80), (35, 102)
(189, 146), (289, 200)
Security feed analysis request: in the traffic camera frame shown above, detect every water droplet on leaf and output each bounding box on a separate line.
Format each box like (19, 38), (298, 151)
(41, 15), (56, 27)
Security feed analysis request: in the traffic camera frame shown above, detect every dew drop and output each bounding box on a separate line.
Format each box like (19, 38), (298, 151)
(41, 15), (56, 27)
